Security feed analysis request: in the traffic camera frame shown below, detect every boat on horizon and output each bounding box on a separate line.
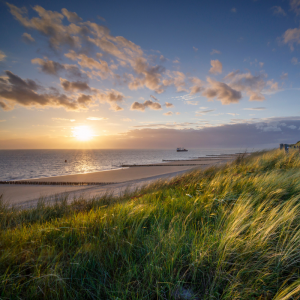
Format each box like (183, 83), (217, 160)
(177, 147), (188, 152)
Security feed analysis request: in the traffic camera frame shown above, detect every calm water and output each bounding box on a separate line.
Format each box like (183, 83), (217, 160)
(0, 148), (249, 181)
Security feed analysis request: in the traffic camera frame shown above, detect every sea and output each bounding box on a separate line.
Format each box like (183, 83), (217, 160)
(0, 148), (254, 181)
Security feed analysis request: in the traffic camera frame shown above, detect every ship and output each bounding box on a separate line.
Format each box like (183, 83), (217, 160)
(177, 147), (188, 152)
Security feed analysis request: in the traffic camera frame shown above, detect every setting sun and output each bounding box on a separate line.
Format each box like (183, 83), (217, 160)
(72, 126), (94, 141)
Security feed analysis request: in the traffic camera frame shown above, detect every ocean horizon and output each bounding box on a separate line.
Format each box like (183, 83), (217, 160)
(0, 148), (262, 181)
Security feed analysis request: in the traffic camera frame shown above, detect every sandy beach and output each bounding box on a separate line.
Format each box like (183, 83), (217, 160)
(0, 156), (235, 209)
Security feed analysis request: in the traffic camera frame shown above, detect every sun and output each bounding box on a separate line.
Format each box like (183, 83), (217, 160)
(72, 126), (94, 141)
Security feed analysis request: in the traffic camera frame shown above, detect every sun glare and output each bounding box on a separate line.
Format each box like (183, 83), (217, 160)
(73, 126), (94, 141)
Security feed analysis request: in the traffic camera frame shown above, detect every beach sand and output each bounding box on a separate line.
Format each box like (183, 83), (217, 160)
(0, 157), (234, 209)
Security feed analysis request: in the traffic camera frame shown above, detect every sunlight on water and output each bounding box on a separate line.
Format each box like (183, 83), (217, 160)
(0, 148), (255, 181)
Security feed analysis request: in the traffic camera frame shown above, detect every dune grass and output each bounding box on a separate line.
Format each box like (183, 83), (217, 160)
(1, 149), (300, 299)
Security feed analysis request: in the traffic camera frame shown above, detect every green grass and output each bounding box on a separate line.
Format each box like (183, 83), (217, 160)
(1, 149), (300, 299)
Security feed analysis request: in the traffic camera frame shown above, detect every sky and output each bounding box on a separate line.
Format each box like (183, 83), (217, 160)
(0, 0), (300, 149)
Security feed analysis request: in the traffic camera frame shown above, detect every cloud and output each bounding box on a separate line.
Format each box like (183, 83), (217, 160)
(288, 125), (297, 129)
(52, 118), (75, 122)
(271, 6), (287, 16)
(189, 77), (203, 95)
(163, 111), (173, 116)
(291, 57), (299, 65)
(159, 55), (166, 62)
(209, 60), (222, 74)
(97, 15), (106, 22)
(176, 112), (180, 115)
(163, 71), (188, 92)
(95, 89), (125, 111)
(223, 70), (278, 101)
(202, 78), (242, 105)
(0, 51), (6, 62)
(7, 3), (82, 49)
(193, 47), (198, 52)
(109, 103), (123, 111)
(0, 120), (6, 122)
(65, 50), (113, 79)
(165, 102), (174, 108)
(259, 62), (264, 68)
(290, 0), (300, 15)
(281, 72), (288, 79)
(86, 117), (108, 121)
(22, 32), (35, 43)
(61, 8), (82, 23)
(195, 109), (215, 116)
(243, 107), (266, 110)
(123, 118), (132, 122)
(256, 124), (281, 132)
(173, 59), (180, 63)
(130, 99), (162, 111)
(150, 95), (159, 101)
(282, 28), (300, 51)
(8, 3), (192, 95)
(231, 7), (237, 13)
(0, 70), (92, 111)
(31, 58), (84, 79)
(60, 78), (90, 92)
(210, 49), (221, 55)
(186, 101), (199, 105)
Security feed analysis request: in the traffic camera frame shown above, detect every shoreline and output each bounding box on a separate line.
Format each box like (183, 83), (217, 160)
(0, 155), (239, 208)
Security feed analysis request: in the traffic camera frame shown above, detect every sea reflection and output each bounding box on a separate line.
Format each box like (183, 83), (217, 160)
(0, 148), (250, 181)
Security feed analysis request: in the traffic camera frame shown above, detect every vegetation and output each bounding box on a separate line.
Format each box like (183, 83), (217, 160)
(1, 149), (300, 299)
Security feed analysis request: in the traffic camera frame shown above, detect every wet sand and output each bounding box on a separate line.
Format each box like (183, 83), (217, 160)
(0, 156), (237, 209)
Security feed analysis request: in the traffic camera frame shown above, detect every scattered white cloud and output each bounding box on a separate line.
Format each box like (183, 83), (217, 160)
(195, 109), (215, 116)
(87, 117), (108, 121)
(210, 49), (221, 55)
(52, 118), (75, 122)
(160, 55), (166, 62)
(173, 59), (180, 63)
(186, 101), (199, 105)
(209, 60), (222, 74)
(189, 77), (203, 95)
(227, 113), (239, 116)
(271, 6), (286, 16)
(202, 77), (241, 105)
(259, 62), (264, 68)
(282, 28), (300, 51)
(163, 71), (188, 92)
(163, 111), (173, 116)
(0, 120), (6, 122)
(123, 118), (133, 122)
(231, 7), (237, 13)
(281, 72), (288, 79)
(150, 95), (159, 101)
(97, 15), (106, 22)
(22, 32), (35, 43)
(291, 57), (299, 65)
(165, 102), (174, 108)
(130, 100), (162, 111)
(290, 0), (300, 15)
(288, 125), (297, 129)
(193, 46), (198, 52)
(243, 107), (266, 110)
(0, 51), (6, 62)
(223, 70), (279, 102)
(176, 112), (180, 115)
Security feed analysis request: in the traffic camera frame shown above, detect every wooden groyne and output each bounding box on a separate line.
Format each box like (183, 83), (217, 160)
(0, 181), (118, 186)
(121, 164), (208, 167)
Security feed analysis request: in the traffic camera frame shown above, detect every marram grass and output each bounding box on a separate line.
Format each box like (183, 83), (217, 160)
(1, 149), (300, 299)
